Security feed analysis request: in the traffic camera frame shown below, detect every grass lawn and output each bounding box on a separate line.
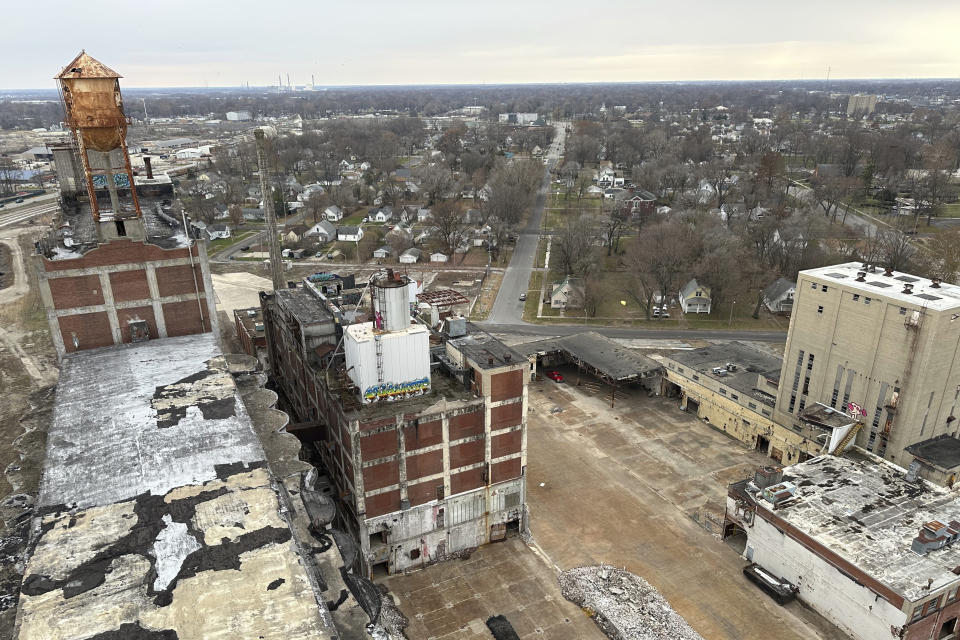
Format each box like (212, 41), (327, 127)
(940, 203), (960, 217)
(207, 230), (258, 254)
(340, 211), (366, 225)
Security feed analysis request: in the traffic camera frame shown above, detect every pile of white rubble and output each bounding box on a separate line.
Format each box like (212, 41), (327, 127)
(559, 565), (705, 640)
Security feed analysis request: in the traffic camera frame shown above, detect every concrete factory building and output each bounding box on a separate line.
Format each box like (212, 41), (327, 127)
(261, 271), (529, 577)
(661, 341), (823, 465)
(776, 262), (960, 470)
(726, 453), (960, 640)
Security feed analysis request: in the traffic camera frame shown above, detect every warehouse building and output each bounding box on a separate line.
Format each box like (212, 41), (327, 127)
(726, 452), (960, 640)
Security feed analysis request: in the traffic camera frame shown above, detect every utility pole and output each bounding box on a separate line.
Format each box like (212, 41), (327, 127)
(255, 129), (284, 290)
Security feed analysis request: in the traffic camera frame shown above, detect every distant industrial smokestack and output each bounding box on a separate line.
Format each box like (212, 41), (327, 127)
(143, 156), (153, 180)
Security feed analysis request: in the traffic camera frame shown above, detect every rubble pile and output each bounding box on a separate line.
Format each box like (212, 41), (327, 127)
(559, 565), (705, 640)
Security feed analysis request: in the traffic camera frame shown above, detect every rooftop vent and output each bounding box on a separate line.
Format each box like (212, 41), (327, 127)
(932, 278), (942, 289)
(884, 266), (894, 277)
(911, 520), (960, 555)
(868, 264), (877, 273)
(856, 271), (867, 282)
(903, 283), (914, 295)
(504, 353), (511, 362)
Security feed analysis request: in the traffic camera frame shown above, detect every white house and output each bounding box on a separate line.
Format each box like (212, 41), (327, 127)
(417, 207), (432, 222)
(763, 277), (796, 314)
(399, 247), (421, 264)
(324, 205), (343, 222)
(679, 278), (712, 314)
(205, 223), (230, 240)
(373, 246), (392, 259)
(550, 276), (585, 309)
(430, 252), (449, 263)
(337, 226), (363, 242)
(306, 220), (337, 242)
(372, 206), (394, 223)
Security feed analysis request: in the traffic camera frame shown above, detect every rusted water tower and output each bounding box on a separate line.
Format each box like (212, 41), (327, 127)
(56, 51), (142, 239)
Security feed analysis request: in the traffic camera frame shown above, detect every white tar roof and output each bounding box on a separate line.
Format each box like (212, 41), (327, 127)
(801, 262), (960, 312)
(768, 452), (960, 602)
(345, 321), (428, 343)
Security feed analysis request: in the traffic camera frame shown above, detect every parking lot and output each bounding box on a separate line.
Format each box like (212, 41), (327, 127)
(377, 363), (848, 640)
(524, 365), (848, 640)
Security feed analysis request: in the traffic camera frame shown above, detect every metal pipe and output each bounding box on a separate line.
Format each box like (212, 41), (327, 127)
(181, 206), (207, 332)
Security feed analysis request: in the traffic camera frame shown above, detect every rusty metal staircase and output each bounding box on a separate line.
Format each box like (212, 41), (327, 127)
(832, 422), (863, 456)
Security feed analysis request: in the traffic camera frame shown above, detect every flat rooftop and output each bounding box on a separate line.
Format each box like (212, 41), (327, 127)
(906, 435), (960, 471)
(448, 324), (527, 370)
(666, 341), (781, 406)
(19, 334), (335, 639)
(802, 262), (960, 312)
(517, 331), (662, 381)
(800, 403), (857, 430)
(760, 452), (960, 602)
(276, 285), (337, 325)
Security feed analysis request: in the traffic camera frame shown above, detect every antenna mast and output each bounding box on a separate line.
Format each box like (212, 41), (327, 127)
(254, 129), (284, 290)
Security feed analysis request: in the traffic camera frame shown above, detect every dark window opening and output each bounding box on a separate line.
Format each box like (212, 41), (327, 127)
(409, 548), (421, 560)
(939, 617), (956, 639)
(115, 220), (126, 236)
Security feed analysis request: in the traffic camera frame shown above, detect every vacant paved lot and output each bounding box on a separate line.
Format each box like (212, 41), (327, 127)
(526, 367), (849, 640)
(380, 538), (604, 640)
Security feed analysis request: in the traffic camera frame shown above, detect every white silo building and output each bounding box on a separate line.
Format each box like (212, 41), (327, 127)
(344, 270), (431, 403)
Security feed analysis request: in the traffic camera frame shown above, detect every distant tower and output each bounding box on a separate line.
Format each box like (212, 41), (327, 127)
(254, 129), (284, 290)
(56, 51), (143, 241)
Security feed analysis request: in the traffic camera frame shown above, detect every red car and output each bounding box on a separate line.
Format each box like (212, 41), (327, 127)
(546, 371), (564, 383)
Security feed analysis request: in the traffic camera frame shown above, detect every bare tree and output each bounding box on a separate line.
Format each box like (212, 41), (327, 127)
(431, 200), (466, 258)
(554, 215), (598, 276)
(811, 176), (857, 223)
(878, 227), (915, 271)
(627, 221), (693, 317)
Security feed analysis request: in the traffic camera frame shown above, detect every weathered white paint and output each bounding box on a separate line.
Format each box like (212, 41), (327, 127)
(151, 514), (201, 590)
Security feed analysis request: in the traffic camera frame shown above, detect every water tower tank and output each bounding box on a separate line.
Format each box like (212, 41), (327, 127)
(371, 269), (410, 332)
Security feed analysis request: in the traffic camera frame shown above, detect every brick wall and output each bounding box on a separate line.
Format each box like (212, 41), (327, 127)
(449, 410), (483, 440)
(451, 467), (485, 495)
(116, 306), (157, 342)
(450, 439), (484, 468)
(360, 429), (398, 462)
(42, 239), (192, 272)
(491, 457), (522, 484)
(156, 264), (203, 297)
(108, 269), (150, 302)
(49, 274), (104, 309)
(490, 369), (523, 401)
(362, 460), (399, 492)
(161, 300), (205, 337)
(492, 430), (522, 458)
(408, 478), (444, 507)
(403, 420), (442, 450)
(491, 402), (522, 430)
(58, 312), (113, 352)
(365, 489), (401, 518)
(406, 450), (442, 480)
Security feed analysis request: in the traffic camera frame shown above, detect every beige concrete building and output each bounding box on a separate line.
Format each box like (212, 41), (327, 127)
(661, 342), (823, 465)
(776, 262), (960, 469)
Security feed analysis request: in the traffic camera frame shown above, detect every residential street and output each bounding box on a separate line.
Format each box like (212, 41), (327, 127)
(486, 123), (565, 325)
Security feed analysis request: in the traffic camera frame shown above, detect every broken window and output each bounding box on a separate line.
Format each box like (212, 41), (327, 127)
(409, 548), (421, 560)
(817, 306), (824, 314)
(853, 294), (860, 302)
(115, 220), (126, 236)
(821, 285), (828, 292)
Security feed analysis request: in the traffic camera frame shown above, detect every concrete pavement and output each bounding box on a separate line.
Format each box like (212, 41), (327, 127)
(483, 322), (787, 343)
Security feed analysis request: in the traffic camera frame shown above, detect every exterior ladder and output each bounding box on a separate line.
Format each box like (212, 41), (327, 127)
(833, 422), (863, 456)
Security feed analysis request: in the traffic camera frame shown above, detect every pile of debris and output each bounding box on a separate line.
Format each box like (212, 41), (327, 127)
(559, 565), (704, 640)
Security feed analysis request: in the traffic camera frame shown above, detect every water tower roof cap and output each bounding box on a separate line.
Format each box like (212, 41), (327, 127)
(56, 51), (122, 80)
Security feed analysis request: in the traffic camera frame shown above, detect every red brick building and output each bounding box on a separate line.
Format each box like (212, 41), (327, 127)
(261, 273), (529, 576)
(37, 52), (217, 358)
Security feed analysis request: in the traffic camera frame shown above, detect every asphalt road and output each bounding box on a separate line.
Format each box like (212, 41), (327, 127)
(0, 194), (59, 230)
(483, 322), (786, 342)
(487, 123), (565, 325)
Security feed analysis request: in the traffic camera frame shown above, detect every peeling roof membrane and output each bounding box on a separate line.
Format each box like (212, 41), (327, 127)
(762, 452), (960, 602)
(18, 334), (335, 639)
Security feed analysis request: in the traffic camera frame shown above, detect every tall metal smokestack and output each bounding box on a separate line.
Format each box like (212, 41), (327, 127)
(143, 156), (153, 179)
(254, 129), (284, 291)
(311, 74), (315, 88)
(286, 73), (291, 89)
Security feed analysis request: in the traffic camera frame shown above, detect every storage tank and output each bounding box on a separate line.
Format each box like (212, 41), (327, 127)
(371, 269), (411, 332)
(344, 322), (431, 403)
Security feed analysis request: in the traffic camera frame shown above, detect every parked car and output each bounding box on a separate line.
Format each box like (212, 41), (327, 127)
(240, 245), (251, 252)
(546, 371), (564, 383)
(519, 293), (527, 301)
(15, 198), (23, 203)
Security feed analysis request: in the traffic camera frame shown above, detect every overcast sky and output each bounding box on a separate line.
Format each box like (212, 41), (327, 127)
(5, 0), (959, 88)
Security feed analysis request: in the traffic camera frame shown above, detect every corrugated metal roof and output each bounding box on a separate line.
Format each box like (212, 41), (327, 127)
(55, 51), (122, 79)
